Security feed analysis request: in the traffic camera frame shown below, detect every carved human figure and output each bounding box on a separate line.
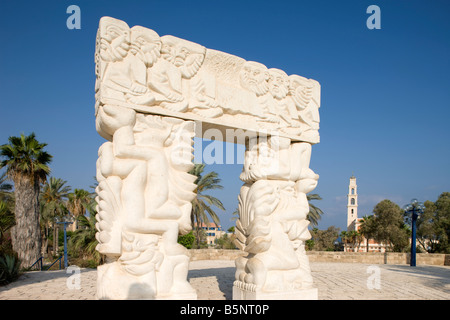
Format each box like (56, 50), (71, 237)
(95, 17), (130, 106)
(240, 61), (286, 125)
(95, 104), (196, 299)
(267, 68), (299, 127)
(148, 35), (205, 113)
(239, 135), (291, 182)
(239, 61), (269, 97)
(96, 18), (163, 106)
(121, 26), (162, 105)
(97, 17), (130, 64)
(289, 75), (321, 138)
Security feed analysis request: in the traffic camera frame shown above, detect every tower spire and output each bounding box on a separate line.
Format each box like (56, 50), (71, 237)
(347, 175), (358, 231)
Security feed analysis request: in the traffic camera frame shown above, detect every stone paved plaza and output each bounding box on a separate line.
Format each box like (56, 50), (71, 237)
(0, 261), (449, 300)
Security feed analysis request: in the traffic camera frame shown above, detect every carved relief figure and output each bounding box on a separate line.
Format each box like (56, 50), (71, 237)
(95, 18), (320, 144)
(239, 61), (270, 97)
(97, 17), (130, 64)
(267, 68), (299, 128)
(289, 75), (321, 139)
(148, 35), (204, 112)
(96, 19), (162, 107)
(95, 17), (130, 109)
(122, 26), (162, 106)
(95, 104), (197, 299)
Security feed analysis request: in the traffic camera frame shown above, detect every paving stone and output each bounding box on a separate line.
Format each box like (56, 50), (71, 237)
(0, 261), (448, 300)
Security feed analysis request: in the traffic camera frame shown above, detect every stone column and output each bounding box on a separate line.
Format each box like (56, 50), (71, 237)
(233, 135), (319, 300)
(95, 105), (197, 299)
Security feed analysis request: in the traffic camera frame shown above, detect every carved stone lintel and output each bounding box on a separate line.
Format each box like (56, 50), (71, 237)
(95, 17), (321, 144)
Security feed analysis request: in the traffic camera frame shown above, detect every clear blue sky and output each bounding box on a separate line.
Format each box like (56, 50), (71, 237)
(1, 0), (449, 231)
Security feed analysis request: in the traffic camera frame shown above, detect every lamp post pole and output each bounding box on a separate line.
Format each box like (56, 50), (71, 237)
(404, 199), (424, 267)
(410, 207), (418, 267)
(56, 217), (73, 269)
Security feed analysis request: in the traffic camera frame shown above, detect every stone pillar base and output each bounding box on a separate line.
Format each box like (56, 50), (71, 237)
(232, 281), (318, 300)
(97, 262), (197, 300)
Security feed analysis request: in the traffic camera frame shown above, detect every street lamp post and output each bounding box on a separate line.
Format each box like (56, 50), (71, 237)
(403, 199), (425, 267)
(55, 214), (73, 269)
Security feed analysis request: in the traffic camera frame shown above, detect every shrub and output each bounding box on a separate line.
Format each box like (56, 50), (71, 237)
(178, 232), (195, 249)
(0, 254), (21, 285)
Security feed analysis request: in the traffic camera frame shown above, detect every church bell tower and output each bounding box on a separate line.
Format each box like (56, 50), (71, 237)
(347, 174), (358, 231)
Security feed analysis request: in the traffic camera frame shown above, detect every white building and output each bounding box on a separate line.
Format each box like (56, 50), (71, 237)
(194, 222), (226, 246)
(344, 175), (386, 253)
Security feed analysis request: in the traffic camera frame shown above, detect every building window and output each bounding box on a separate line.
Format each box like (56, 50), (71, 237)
(351, 198), (355, 205)
(351, 188), (355, 195)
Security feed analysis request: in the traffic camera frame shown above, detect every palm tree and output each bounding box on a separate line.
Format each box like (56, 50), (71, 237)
(189, 164), (225, 247)
(340, 230), (361, 252)
(40, 177), (71, 255)
(358, 215), (375, 252)
(69, 213), (100, 264)
(67, 189), (94, 230)
(307, 193), (324, 227)
(0, 133), (52, 268)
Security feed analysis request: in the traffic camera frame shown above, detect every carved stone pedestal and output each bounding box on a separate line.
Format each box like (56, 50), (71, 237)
(233, 281), (318, 300)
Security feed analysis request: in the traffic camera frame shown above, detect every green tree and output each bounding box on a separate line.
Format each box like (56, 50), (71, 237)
(40, 177), (71, 255)
(310, 226), (340, 251)
(67, 189), (94, 230)
(215, 233), (236, 249)
(0, 172), (13, 203)
(432, 192), (450, 253)
(0, 173), (14, 233)
(0, 133), (52, 268)
(372, 199), (409, 252)
(0, 200), (15, 246)
(418, 193), (450, 253)
(69, 214), (100, 265)
(358, 215), (376, 252)
(0, 173), (15, 252)
(189, 164), (225, 247)
(306, 193), (324, 227)
(340, 230), (361, 252)
(178, 231), (195, 249)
